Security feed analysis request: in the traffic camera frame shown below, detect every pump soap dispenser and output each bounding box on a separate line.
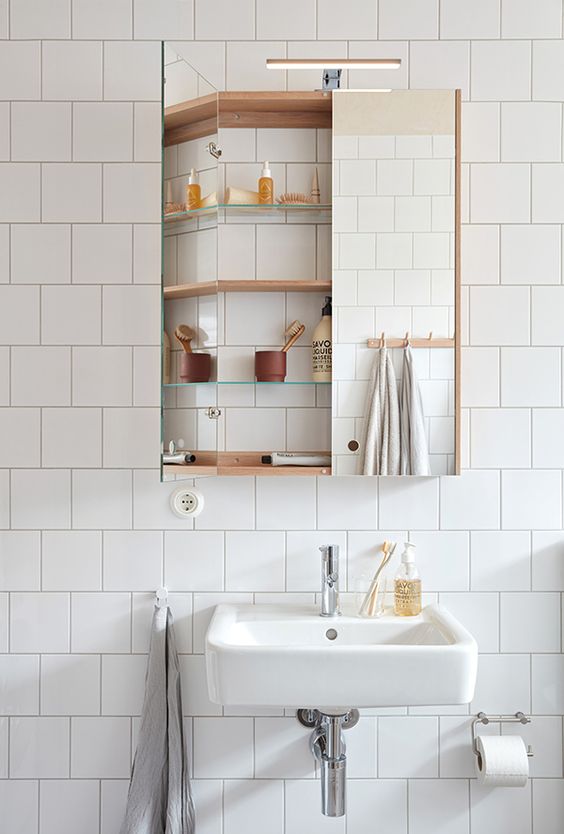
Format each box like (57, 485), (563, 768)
(312, 296), (332, 382)
(394, 542), (422, 616)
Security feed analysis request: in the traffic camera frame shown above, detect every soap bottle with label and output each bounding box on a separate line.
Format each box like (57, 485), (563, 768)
(394, 542), (422, 616)
(312, 296), (332, 381)
(258, 161), (274, 204)
(185, 168), (201, 210)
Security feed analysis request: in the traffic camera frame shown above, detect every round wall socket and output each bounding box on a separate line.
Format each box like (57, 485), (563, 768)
(170, 486), (205, 518)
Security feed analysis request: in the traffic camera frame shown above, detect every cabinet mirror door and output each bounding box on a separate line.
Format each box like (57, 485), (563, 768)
(161, 45), (219, 481)
(331, 89), (460, 477)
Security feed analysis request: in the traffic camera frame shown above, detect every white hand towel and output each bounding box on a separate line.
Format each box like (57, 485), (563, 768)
(120, 605), (195, 834)
(362, 346), (401, 476)
(400, 345), (430, 476)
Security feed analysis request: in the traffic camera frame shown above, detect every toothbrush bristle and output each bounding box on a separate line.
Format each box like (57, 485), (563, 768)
(285, 320), (303, 336)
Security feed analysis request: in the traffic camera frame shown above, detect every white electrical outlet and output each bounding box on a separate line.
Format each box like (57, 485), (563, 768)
(170, 486), (204, 518)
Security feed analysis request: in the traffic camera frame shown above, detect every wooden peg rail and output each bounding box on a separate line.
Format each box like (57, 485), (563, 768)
(367, 333), (455, 349)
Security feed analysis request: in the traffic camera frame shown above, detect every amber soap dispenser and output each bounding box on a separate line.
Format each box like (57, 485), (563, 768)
(185, 168), (201, 210)
(258, 161), (274, 204)
(394, 542), (422, 616)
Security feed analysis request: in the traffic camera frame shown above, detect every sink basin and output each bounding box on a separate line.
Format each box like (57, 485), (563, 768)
(205, 603), (478, 709)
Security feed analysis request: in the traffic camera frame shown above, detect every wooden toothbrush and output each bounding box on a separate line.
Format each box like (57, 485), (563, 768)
(281, 320), (305, 353)
(174, 324), (196, 353)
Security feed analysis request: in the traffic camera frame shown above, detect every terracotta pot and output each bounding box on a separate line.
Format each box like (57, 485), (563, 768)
(179, 352), (211, 383)
(255, 351), (286, 382)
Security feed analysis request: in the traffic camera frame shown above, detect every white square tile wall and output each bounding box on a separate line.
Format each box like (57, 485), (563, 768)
(0, 4), (563, 832)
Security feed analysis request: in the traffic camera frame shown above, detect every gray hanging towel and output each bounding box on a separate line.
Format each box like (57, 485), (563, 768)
(400, 345), (430, 476)
(120, 605), (195, 834)
(361, 346), (401, 476)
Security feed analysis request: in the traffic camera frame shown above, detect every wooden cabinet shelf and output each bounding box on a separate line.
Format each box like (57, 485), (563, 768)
(163, 279), (332, 300)
(163, 451), (331, 477)
(164, 91), (333, 145)
(164, 282), (216, 299)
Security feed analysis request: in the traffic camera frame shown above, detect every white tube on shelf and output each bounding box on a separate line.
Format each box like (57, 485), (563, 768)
(261, 452), (331, 467)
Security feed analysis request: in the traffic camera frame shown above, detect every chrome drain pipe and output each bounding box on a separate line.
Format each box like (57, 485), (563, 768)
(320, 713), (347, 816)
(298, 708), (359, 817)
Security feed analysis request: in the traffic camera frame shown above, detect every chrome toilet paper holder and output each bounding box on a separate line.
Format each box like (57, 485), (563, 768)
(472, 712), (534, 758)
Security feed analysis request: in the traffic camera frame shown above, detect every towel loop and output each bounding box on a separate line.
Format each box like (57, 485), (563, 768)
(404, 331), (410, 347)
(155, 587), (168, 609)
(428, 331), (433, 341)
(379, 331), (385, 349)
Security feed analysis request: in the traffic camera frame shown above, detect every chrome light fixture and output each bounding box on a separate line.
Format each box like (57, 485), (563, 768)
(266, 58), (402, 90)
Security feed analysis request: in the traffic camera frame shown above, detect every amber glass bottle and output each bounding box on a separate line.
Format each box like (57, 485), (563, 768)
(185, 168), (201, 210)
(258, 161), (274, 204)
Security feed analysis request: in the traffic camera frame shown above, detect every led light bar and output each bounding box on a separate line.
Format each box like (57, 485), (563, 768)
(266, 58), (401, 70)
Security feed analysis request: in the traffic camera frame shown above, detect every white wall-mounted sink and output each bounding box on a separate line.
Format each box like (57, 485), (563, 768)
(206, 603), (478, 710)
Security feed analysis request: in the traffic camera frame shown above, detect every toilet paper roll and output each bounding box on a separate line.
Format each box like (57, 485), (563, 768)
(475, 735), (529, 787)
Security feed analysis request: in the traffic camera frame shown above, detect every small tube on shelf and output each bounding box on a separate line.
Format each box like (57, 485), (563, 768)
(162, 452), (197, 465)
(261, 452), (331, 467)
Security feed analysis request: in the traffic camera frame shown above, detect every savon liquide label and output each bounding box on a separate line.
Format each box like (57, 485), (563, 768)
(312, 338), (332, 380)
(312, 296), (332, 382)
(394, 578), (422, 616)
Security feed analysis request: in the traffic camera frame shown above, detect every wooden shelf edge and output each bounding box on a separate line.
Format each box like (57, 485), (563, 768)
(164, 464), (332, 477)
(220, 280), (332, 293)
(220, 91), (332, 111)
(163, 282), (217, 300)
(164, 93), (218, 145)
(220, 92), (332, 130)
(163, 464), (218, 476)
(219, 465), (331, 476)
(164, 91), (333, 145)
(164, 279), (332, 300)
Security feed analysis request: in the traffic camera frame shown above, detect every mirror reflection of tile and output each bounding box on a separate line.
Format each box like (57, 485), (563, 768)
(332, 91), (456, 476)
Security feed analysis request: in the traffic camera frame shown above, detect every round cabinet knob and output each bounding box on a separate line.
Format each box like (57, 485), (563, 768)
(348, 440), (359, 452)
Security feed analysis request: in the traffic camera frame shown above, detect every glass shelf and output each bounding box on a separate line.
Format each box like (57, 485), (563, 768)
(164, 206), (216, 221)
(163, 380), (332, 387)
(164, 203), (332, 223)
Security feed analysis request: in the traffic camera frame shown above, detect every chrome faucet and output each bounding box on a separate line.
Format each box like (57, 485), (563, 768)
(319, 545), (340, 617)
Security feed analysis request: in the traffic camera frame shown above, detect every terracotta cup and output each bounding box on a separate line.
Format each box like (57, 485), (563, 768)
(255, 350), (286, 382)
(179, 352), (211, 383)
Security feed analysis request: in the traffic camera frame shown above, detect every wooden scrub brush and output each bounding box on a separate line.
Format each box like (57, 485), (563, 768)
(174, 324), (196, 353)
(282, 320), (305, 352)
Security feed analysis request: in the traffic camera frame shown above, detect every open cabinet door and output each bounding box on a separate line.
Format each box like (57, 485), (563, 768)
(161, 44), (219, 480)
(331, 89), (461, 476)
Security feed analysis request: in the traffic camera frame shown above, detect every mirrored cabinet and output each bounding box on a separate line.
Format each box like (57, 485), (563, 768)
(160, 45), (461, 481)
